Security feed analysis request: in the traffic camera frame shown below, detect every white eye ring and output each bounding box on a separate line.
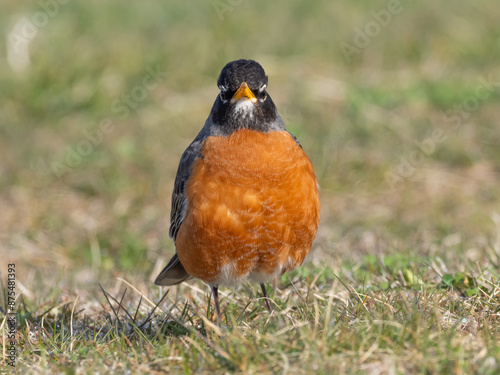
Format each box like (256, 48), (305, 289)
(258, 84), (267, 101)
(219, 85), (228, 103)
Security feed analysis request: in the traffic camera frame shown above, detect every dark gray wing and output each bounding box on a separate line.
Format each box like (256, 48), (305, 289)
(168, 133), (207, 241)
(155, 126), (209, 286)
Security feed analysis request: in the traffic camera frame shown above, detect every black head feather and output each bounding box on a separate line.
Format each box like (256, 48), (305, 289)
(217, 59), (268, 92)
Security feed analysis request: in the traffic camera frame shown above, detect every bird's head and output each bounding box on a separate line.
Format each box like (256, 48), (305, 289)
(211, 59), (282, 133)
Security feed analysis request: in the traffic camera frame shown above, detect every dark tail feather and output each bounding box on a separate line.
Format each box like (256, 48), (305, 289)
(154, 253), (192, 286)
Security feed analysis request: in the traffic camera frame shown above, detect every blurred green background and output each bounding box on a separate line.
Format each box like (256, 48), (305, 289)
(1, 0), (499, 286)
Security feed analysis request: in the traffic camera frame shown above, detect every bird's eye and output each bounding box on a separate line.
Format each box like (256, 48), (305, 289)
(219, 85), (229, 102)
(257, 84), (267, 100)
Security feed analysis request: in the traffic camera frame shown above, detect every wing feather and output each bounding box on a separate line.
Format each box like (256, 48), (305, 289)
(155, 127), (208, 286)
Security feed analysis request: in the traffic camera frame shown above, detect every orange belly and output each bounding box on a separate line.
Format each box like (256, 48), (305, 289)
(176, 129), (320, 286)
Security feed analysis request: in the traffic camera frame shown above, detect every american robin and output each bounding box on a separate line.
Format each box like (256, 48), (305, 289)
(155, 59), (320, 317)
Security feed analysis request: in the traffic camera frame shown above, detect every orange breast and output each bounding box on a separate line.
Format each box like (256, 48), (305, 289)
(176, 129), (320, 286)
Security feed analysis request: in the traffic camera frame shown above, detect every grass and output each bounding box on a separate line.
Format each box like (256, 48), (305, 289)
(4, 261), (500, 373)
(1, 0), (500, 373)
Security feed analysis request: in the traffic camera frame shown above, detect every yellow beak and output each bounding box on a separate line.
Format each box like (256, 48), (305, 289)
(230, 82), (257, 104)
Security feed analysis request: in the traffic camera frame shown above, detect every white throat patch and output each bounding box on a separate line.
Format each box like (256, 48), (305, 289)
(233, 98), (256, 120)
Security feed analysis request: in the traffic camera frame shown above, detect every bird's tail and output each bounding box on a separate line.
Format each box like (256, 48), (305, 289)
(154, 253), (192, 286)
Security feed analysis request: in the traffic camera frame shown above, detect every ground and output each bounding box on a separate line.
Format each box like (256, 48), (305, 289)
(1, 1), (500, 373)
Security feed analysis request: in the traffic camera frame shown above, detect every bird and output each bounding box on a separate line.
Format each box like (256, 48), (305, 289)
(155, 59), (320, 318)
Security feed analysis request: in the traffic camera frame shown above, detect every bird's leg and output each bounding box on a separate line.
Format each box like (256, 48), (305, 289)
(211, 285), (221, 319)
(260, 283), (273, 313)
